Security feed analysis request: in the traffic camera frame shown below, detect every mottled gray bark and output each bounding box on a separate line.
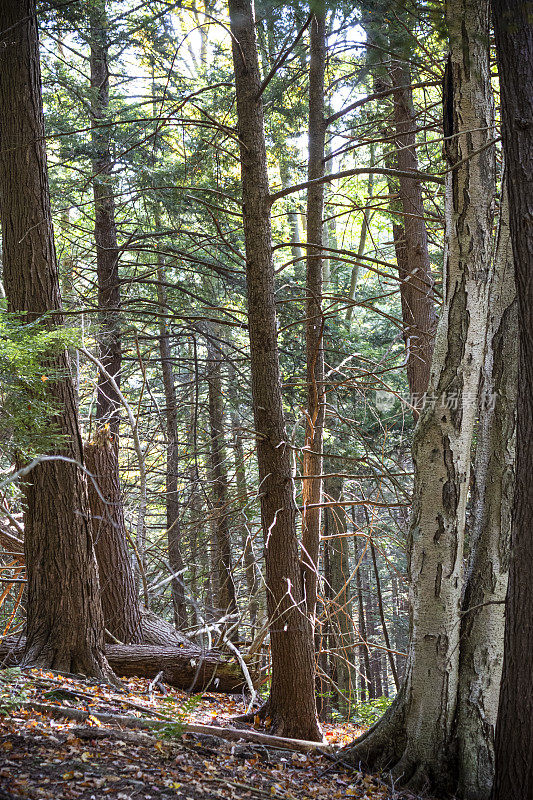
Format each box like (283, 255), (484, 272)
(456, 186), (516, 799)
(345, 0), (496, 788)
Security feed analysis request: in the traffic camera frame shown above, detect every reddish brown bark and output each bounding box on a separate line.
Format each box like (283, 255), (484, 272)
(84, 432), (142, 644)
(0, 0), (111, 678)
(491, 1), (533, 797)
(227, 0), (321, 740)
(390, 63), (437, 405)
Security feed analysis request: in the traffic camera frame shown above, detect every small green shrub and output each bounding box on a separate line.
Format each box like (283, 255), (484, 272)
(351, 695), (392, 727)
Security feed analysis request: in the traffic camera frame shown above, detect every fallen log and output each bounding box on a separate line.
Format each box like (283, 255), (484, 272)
(105, 644), (251, 693)
(0, 638), (254, 693)
(20, 701), (333, 753)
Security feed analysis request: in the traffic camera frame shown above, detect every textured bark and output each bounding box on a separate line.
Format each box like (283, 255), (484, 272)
(455, 188), (515, 799)
(491, 3), (533, 798)
(0, 0), (111, 679)
(206, 328), (237, 619)
(345, 0), (496, 787)
(301, 10), (327, 625)
(390, 63), (437, 404)
(85, 432), (142, 644)
(90, 0), (121, 430)
(156, 269), (188, 629)
(227, 0), (321, 740)
(87, 0), (144, 639)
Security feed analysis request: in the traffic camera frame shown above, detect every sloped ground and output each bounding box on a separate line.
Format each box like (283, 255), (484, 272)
(0, 669), (430, 800)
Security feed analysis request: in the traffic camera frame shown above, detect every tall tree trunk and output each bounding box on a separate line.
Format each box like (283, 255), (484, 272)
(490, 2), (533, 797)
(227, 0), (321, 740)
(0, 0), (111, 679)
(390, 62), (437, 404)
(206, 328), (237, 620)
(90, 0), (121, 432)
(455, 186), (516, 798)
(87, 0), (142, 642)
(156, 270), (188, 630)
(301, 9), (327, 626)
(346, 0), (496, 787)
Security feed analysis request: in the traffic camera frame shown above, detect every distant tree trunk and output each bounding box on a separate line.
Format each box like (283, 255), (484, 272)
(455, 185), (516, 798)
(279, 159), (304, 271)
(364, 569), (383, 699)
(326, 476), (357, 714)
(206, 328), (237, 620)
(345, 0), (496, 787)
(390, 62), (437, 405)
(354, 527), (372, 703)
(302, 9), (326, 626)
(370, 540), (400, 691)
(0, 0), (111, 678)
(491, 2), (533, 798)
(227, 0), (321, 740)
(228, 362), (259, 636)
(87, 0), (143, 642)
(156, 269), (188, 630)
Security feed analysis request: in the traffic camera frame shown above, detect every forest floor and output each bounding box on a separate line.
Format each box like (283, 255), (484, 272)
(0, 669), (433, 800)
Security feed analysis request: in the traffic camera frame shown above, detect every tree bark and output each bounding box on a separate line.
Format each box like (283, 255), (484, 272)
(490, 2), (533, 797)
(325, 476), (357, 714)
(390, 62), (437, 405)
(86, 0), (144, 642)
(156, 269), (188, 630)
(0, 638), (252, 694)
(345, 0), (496, 787)
(227, 0), (321, 740)
(206, 327), (237, 620)
(455, 186), (516, 799)
(90, 0), (121, 431)
(84, 432), (142, 644)
(0, 0), (111, 679)
(228, 362), (259, 636)
(301, 9), (327, 625)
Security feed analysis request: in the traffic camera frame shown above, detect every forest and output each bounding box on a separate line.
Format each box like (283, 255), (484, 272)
(0, 0), (531, 797)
